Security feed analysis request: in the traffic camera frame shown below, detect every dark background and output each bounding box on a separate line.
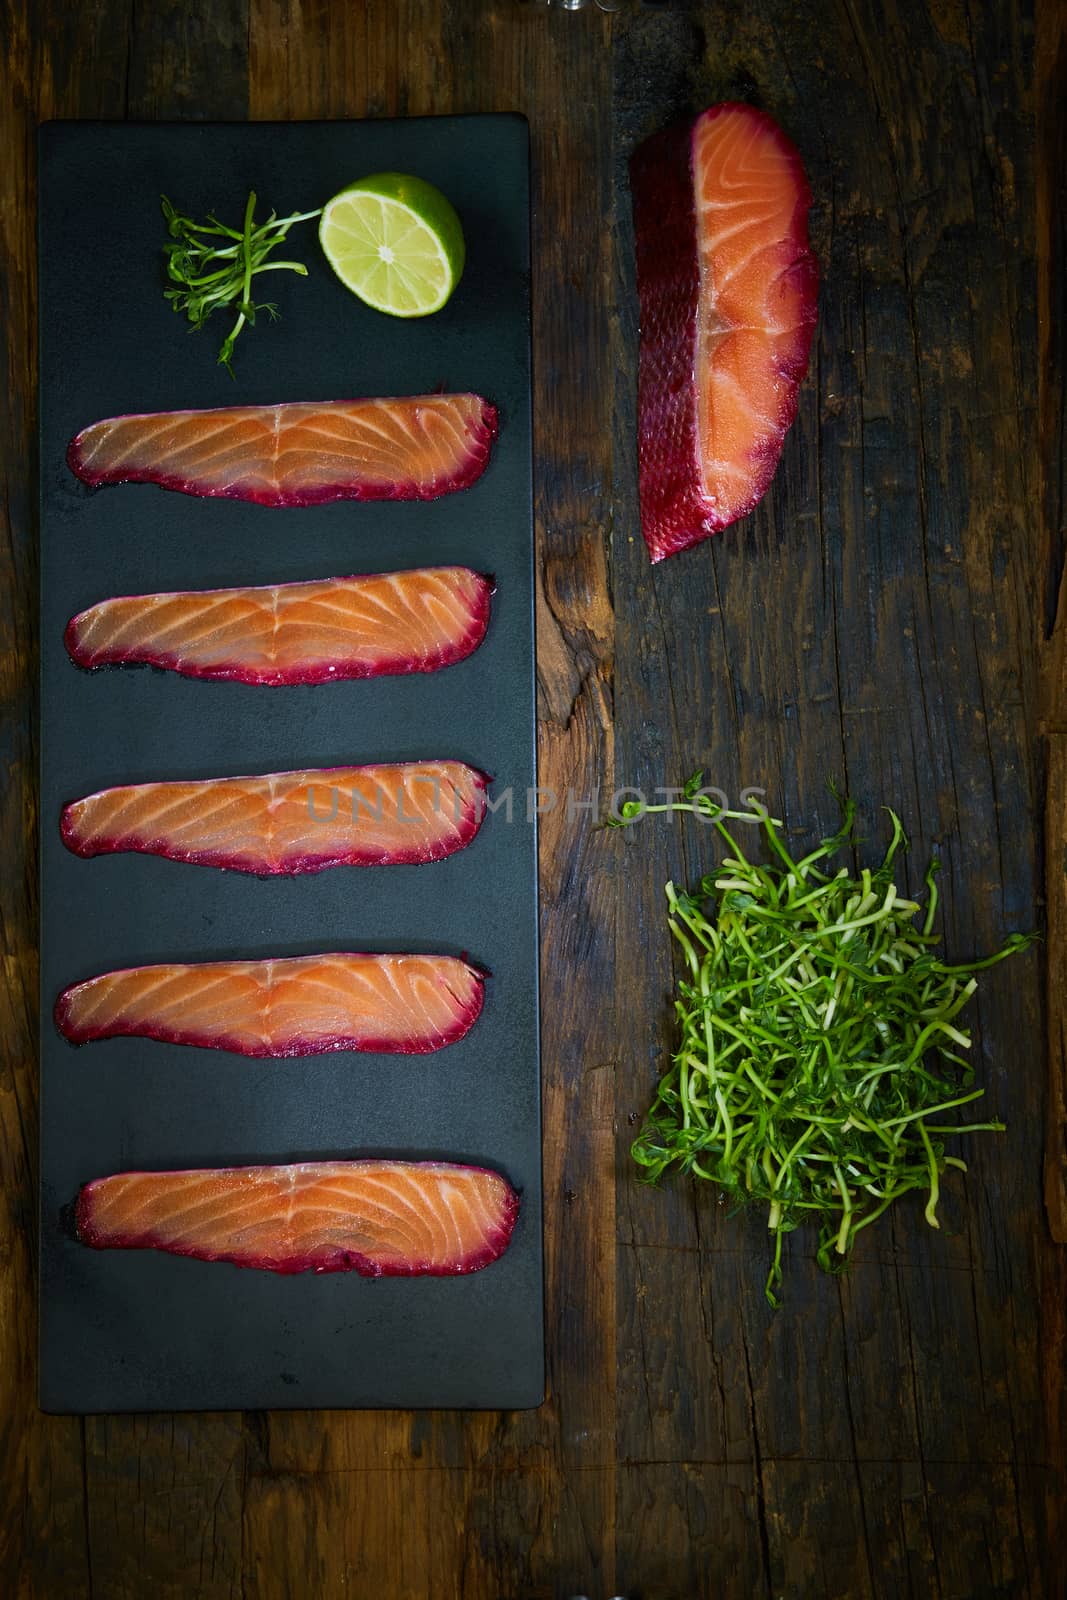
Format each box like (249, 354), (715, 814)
(2, 0), (1064, 1595)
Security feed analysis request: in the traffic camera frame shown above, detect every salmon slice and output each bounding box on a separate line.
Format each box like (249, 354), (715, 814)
(630, 102), (818, 561)
(55, 953), (486, 1056)
(65, 566), (492, 685)
(61, 760), (489, 874)
(67, 394), (497, 506)
(75, 1159), (519, 1275)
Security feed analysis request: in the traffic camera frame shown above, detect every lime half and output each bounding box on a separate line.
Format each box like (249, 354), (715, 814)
(318, 173), (465, 317)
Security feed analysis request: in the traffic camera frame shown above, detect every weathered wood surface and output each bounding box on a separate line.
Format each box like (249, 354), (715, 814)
(1040, 0), (1067, 1251)
(0, 1), (1062, 1596)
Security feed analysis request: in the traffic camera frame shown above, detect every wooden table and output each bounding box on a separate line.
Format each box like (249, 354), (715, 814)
(3, 2), (1064, 1594)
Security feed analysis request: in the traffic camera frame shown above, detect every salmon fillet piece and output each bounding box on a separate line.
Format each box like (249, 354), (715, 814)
(631, 102), (818, 560)
(67, 394), (497, 506)
(55, 953), (486, 1056)
(75, 1159), (519, 1275)
(61, 760), (489, 874)
(64, 567), (493, 685)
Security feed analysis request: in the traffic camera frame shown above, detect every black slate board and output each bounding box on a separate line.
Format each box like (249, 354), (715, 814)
(37, 118), (542, 1412)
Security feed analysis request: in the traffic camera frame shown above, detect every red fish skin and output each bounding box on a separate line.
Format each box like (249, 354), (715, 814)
(631, 117), (706, 562)
(59, 763), (491, 875)
(54, 953), (487, 1057)
(66, 396), (498, 507)
(630, 104), (818, 562)
(74, 1160), (520, 1275)
(63, 568), (494, 686)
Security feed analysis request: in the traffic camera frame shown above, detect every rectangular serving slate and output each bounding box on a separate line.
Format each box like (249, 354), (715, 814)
(37, 118), (542, 1412)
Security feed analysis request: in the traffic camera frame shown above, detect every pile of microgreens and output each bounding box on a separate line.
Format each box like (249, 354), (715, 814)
(609, 778), (1034, 1305)
(161, 193), (321, 375)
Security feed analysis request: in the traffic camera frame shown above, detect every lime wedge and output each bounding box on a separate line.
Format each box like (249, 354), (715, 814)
(318, 173), (465, 317)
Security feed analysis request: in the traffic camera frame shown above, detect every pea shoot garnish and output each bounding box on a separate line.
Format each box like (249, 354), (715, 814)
(611, 781), (1035, 1304)
(161, 193), (321, 376)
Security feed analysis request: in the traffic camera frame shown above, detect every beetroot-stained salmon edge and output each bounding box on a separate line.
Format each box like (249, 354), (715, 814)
(58, 764), (492, 874)
(61, 640), (487, 687)
(55, 825), (479, 876)
(629, 104), (819, 563)
(70, 1232), (515, 1276)
(53, 958), (487, 1056)
(66, 399), (499, 506)
(62, 568), (494, 684)
(57, 836), (482, 875)
(73, 1163), (520, 1275)
(53, 997), (487, 1056)
(630, 115), (705, 563)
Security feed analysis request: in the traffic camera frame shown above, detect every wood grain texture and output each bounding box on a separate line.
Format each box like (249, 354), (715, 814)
(1040, 0), (1067, 1250)
(610, 2), (1061, 1596)
(0, 0), (1062, 1595)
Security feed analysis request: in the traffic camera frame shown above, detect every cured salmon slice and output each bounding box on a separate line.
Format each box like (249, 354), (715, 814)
(61, 760), (489, 875)
(630, 102), (818, 561)
(67, 394), (497, 506)
(74, 1159), (519, 1275)
(64, 566), (492, 686)
(55, 953), (486, 1056)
